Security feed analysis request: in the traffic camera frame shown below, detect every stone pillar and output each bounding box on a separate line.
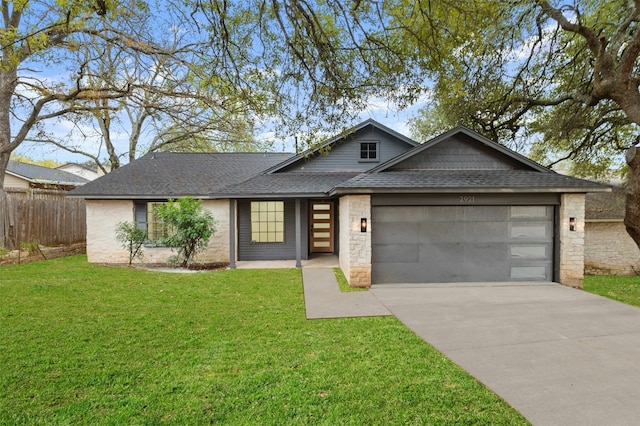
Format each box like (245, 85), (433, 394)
(338, 195), (371, 287)
(559, 193), (586, 288)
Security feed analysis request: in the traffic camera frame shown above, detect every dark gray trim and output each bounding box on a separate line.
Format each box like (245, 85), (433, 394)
(332, 187), (604, 196)
(229, 200), (236, 269)
(553, 205), (560, 282)
(212, 193), (332, 199)
(372, 193), (561, 206)
(134, 201), (147, 230)
(295, 198), (302, 268)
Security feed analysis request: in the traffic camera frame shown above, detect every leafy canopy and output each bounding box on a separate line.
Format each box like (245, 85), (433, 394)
(408, 0), (640, 179)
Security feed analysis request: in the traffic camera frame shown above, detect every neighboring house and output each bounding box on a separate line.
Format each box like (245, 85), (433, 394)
(5, 161), (89, 190)
(56, 163), (105, 181)
(585, 188), (640, 275)
(69, 119), (609, 288)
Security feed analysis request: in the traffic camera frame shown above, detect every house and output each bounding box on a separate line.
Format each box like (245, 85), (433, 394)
(585, 188), (640, 275)
(5, 160), (89, 190)
(68, 120), (609, 288)
(56, 163), (105, 181)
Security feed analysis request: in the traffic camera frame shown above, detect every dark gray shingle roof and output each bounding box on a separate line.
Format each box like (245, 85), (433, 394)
(334, 170), (610, 193)
(216, 172), (360, 197)
(7, 161), (89, 185)
(68, 152), (292, 198)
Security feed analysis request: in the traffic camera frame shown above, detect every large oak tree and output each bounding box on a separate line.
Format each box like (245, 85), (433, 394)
(405, 0), (640, 249)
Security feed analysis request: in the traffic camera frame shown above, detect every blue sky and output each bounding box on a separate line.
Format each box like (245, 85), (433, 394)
(13, 95), (428, 165)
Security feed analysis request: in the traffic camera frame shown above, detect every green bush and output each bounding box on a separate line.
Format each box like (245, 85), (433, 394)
(154, 197), (217, 267)
(115, 221), (147, 265)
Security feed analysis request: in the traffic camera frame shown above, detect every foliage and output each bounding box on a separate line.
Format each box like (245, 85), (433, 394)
(154, 198), (216, 267)
(408, 1), (640, 180)
(19, 239), (39, 255)
(114, 221), (146, 265)
(9, 154), (60, 169)
(0, 256), (528, 424)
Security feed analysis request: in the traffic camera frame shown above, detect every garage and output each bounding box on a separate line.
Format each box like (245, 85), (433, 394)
(372, 203), (556, 284)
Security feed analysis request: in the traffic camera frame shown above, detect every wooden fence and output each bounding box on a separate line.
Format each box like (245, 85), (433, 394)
(0, 188), (86, 250)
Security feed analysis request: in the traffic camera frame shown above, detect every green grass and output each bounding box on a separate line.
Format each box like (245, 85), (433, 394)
(0, 256), (528, 425)
(584, 275), (640, 307)
(333, 268), (366, 292)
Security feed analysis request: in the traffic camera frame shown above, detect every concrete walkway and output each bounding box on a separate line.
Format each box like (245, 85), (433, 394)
(302, 269), (391, 319)
(371, 284), (640, 426)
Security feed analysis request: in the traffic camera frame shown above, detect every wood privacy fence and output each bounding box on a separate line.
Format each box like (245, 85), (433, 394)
(0, 188), (86, 250)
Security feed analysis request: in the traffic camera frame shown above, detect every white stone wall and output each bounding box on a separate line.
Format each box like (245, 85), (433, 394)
(559, 194), (586, 288)
(585, 221), (640, 275)
(86, 200), (132, 263)
(86, 199), (230, 265)
(338, 195), (371, 287)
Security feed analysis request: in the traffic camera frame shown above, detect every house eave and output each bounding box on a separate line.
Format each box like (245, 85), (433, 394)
(330, 186), (612, 196)
(67, 194), (219, 200)
(211, 192), (331, 199)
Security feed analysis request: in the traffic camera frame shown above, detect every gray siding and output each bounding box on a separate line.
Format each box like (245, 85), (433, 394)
(390, 134), (527, 171)
(286, 126), (414, 172)
(237, 199), (309, 260)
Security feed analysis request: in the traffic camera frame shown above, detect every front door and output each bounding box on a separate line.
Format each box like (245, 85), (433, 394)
(310, 201), (334, 253)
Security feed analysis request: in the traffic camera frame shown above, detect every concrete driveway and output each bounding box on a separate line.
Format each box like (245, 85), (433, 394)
(371, 283), (640, 426)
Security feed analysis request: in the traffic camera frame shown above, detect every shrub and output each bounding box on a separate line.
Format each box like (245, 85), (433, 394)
(154, 198), (217, 267)
(115, 221), (147, 265)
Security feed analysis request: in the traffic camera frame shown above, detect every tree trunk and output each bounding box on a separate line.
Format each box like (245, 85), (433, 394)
(625, 146), (640, 249)
(0, 151), (9, 190)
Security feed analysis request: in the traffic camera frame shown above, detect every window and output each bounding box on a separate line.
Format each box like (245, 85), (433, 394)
(360, 142), (378, 161)
(251, 201), (284, 243)
(147, 202), (173, 241)
(134, 201), (172, 242)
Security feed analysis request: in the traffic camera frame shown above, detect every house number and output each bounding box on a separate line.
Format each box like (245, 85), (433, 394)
(459, 195), (475, 203)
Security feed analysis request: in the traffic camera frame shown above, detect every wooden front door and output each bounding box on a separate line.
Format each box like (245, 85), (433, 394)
(310, 201), (334, 253)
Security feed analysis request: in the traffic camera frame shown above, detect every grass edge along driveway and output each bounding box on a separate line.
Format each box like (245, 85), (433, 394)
(1, 256), (528, 425)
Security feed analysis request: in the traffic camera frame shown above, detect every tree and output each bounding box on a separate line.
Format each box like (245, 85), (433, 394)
(115, 221), (146, 265)
(0, 0), (158, 189)
(25, 20), (268, 173)
(404, 1), (640, 249)
(154, 198), (217, 267)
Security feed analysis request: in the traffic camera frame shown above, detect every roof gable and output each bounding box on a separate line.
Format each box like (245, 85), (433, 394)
(371, 126), (550, 173)
(264, 119), (419, 173)
(7, 161), (89, 185)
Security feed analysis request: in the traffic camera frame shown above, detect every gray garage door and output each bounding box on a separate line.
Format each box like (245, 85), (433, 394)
(371, 205), (554, 284)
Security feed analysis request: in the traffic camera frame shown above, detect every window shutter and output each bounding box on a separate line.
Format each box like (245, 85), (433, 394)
(134, 202), (147, 230)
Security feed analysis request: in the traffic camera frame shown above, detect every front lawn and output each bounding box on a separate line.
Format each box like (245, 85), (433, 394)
(1, 256), (528, 425)
(584, 275), (640, 307)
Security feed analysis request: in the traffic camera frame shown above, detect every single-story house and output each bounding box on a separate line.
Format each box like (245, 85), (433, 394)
(56, 163), (105, 181)
(69, 119), (610, 288)
(5, 160), (89, 190)
(585, 188), (640, 275)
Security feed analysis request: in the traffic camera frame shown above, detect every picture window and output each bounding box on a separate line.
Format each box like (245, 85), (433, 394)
(251, 201), (284, 243)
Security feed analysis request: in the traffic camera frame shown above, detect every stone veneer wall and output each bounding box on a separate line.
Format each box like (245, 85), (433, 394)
(585, 221), (640, 275)
(338, 195), (371, 287)
(559, 193), (586, 288)
(86, 199), (230, 265)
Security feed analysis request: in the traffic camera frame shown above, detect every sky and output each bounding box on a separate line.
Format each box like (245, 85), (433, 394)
(13, 97), (427, 165)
